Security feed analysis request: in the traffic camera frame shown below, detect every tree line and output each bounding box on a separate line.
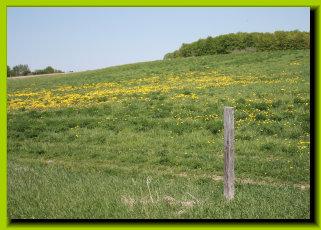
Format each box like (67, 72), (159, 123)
(163, 30), (310, 59)
(7, 64), (63, 77)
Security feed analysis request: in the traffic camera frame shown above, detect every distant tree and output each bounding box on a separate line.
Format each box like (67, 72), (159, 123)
(12, 64), (31, 76)
(23, 69), (31, 76)
(33, 69), (45, 75)
(33, 66), (63, 75)
(7, 65), (12, 77)
(204, 36), (217, 55)
(44, 66), (55, 74)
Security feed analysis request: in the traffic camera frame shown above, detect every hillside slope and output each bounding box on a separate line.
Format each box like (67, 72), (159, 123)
(7, 50), (310, 219)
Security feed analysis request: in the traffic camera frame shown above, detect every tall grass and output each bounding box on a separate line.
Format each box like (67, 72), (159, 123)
(8, 162), (310, 219)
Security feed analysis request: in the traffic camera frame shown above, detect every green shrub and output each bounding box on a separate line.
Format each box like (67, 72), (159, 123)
(164, 30), (310, 59)
(33, 66), (63, 75)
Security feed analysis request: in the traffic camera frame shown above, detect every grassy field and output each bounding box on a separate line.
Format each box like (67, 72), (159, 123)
(7, 49), (310, 219)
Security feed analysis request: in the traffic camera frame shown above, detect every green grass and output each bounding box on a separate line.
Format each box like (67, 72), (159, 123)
(7, 162), (310, 219)
(7, 50), (310, 219)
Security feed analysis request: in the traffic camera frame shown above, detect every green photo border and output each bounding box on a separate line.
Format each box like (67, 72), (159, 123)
(1, 0), (320, 228)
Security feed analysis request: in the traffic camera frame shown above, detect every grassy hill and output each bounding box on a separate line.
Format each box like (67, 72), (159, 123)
(7, 50), (310, 219)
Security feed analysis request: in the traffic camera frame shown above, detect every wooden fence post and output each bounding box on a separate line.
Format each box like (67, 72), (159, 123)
(224, 107), (235, 200)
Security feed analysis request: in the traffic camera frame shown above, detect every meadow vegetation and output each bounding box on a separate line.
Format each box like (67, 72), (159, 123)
(7, 49), (310, 219)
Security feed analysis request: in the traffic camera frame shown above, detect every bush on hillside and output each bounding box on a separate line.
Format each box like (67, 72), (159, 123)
(164, 30), (310, 59)
(33, 66), (63, 75)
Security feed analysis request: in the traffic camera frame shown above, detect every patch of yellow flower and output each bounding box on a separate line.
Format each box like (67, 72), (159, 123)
(7, 70), (305, 112)
(297, 140), (310, 150)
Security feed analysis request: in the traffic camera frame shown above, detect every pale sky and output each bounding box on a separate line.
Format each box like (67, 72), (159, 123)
(7, 7), (310, 72)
